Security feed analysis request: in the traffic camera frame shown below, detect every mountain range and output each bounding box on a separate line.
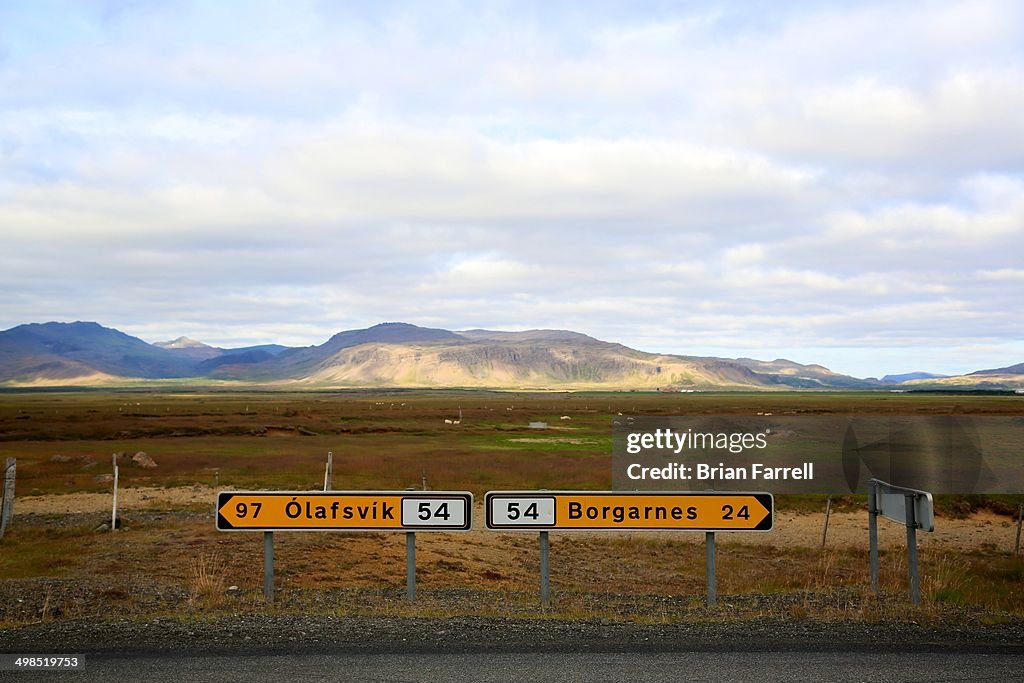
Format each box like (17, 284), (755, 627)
(0, 321), (1021, 390)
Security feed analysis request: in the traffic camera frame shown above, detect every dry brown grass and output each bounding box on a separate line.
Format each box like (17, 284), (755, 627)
(1, 515), (1022, 627)
(187, 552), (229, 610)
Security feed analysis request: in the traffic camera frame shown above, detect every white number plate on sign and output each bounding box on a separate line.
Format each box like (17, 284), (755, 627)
(489, 496), (556, 526)
(401, 498), (468, 527)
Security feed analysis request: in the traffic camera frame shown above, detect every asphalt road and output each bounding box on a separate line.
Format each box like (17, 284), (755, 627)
(4, 614), (1024, 682)
(7, 649), (1024, 682)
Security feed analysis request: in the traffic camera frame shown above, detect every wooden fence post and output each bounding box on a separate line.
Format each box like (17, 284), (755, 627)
(323, 451), (333, 491)
(821, 495), (833, 551)
(1015, 503), (1023, 557)
(111, 453), (119, 532)
(0, 458), (15, 538)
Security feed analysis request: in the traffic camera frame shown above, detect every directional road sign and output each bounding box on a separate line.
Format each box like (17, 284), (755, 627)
(216, 491), (473, 532)
(485, 491), (773, 531)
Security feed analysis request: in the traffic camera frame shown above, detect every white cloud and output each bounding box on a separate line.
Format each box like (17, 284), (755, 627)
(978, 268), (1024, 281)
(722, 244), (766, 267)
(419, 255), (540, 294)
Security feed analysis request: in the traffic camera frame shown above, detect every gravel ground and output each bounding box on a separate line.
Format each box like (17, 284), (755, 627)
(2, 612), (1023, 656)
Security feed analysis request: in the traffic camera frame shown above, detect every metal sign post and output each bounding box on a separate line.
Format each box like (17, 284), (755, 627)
(539, 531), (550, 607)
(404, 487), (417, 602)
(705, 531), (716, 607)
(905, 494), (921, 605)
(868, 479), (933, 605)
(406, 531), (416, 602)
(869, 480), (879, 595)
(264, 531), (274, 602)
(485, 490), (773, 607)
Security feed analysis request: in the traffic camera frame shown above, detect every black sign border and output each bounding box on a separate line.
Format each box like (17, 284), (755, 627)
(216, 490), (474, 532)
(484, 490), (773, 531)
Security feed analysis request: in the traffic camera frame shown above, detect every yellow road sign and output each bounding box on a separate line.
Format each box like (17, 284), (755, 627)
(216, 491), (473, 531)
(485, 491), (772, 531)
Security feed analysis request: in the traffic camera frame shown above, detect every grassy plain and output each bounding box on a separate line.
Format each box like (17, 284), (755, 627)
(4, 389), (1022, 497)
(0, 389), (1022, 625)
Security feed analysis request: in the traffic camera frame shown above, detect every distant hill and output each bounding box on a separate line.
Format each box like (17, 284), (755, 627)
(902, 363), (1024, 390)
(259, 334), (785, 390)
(195, 349), (277, 374)
(458, 329), (603, 344)
(229, 344), (289, 356)
(2, 320), (1016, 390)
(246, 323), (468, 380)
(155, 336), (290, 364)
(881, 371), (950, 383)
(0, 322), (196, 382)
(153, 336), (223, 361)
(730, 358), (883, 389)
(970, 363), (1024, 376)
(202, 322), (847, 389)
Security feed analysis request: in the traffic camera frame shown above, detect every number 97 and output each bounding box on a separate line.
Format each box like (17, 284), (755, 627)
(235, 501), (262, 518)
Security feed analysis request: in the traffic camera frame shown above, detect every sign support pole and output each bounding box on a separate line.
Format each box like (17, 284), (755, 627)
(868, 480), (879, 596)
(264, 531), (274, 603)
(539, 531), (550, 607)
(406, 531), (416, 602)
(905, 493), (921, 605)
(705, 531), (717, 607)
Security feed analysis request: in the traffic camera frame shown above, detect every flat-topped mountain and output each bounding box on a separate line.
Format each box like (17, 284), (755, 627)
(203, 322), (864, 389)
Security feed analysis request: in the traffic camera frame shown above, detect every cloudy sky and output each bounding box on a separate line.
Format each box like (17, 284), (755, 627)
(2, 1), (1022, 378)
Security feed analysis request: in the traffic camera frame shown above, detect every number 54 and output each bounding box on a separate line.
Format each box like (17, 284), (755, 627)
(507, 501), (539, 520)
(417, 502), (451, 520)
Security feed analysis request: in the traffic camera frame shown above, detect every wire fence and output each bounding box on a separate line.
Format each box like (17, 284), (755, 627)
(3, 470), (551, 492)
